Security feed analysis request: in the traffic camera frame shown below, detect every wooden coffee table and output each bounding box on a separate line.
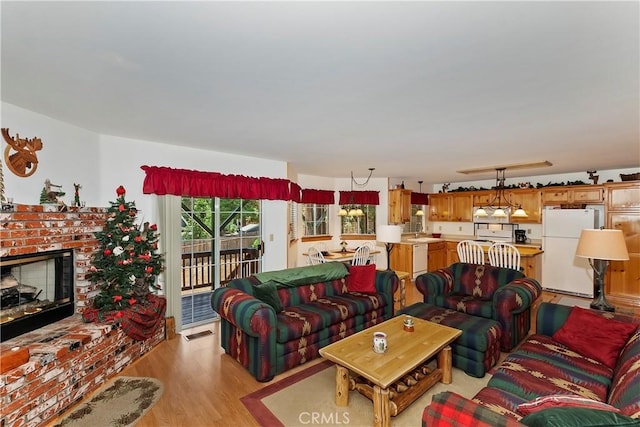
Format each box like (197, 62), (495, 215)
(319, 315), (462, 427)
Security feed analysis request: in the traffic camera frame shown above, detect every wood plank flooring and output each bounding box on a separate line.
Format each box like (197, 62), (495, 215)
(59, 282), (637, 426)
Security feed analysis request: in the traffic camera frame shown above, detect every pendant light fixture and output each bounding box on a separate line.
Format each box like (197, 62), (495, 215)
(415, 181), (425, 217)
(473, 168), (528, 218)
(338, 168), (375, 217)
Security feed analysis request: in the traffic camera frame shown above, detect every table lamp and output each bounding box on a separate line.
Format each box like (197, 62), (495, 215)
(377, 224), (402, 270)
(575, 228), (629, 312)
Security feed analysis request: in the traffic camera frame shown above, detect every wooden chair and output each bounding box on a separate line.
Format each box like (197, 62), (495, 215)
(307, 247), (325, 265)
(351, 245), (370, 266)
(457, 240), (485, 264)
(488, 242), (521, 271)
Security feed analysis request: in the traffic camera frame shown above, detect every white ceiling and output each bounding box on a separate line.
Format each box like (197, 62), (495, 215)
(1, 1), (638, 184)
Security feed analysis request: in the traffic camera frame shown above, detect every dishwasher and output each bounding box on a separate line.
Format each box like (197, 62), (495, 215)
(412, 244), (428, 279)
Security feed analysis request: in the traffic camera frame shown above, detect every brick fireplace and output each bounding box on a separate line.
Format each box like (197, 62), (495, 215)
(0, 204), (165, 426)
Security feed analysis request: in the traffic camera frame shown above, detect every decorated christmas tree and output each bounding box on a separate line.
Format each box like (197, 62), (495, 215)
(85, 185), (164, 320)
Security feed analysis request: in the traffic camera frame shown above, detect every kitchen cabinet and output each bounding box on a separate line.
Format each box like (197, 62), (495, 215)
(389, 189), (412, 224)
(541, 185), (604, 205)
(427, 241), (447, 271)
(428, 194), (450, 221)
(389, 243), (427, 279)
(473, 191), (492, 206)
(605, 182), (640, 307)
(428, 193), (472, 222)
(506, 189), (542, 224)
(451, 193), (473, 222)
(446, 241), (460, 265)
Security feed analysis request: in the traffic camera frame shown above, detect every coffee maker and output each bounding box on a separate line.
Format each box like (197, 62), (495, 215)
(515, 229), (527, 244)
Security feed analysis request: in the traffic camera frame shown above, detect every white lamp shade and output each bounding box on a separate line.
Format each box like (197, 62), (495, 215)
(492, 208), (507, 218)
(416, 209), (424, 216)
(474, 208), (488, 217)
(377, 224), (402, 243)
(511, 207), (528, 218)
(337, 208), (348, 216)
(576, 229), (629, 261)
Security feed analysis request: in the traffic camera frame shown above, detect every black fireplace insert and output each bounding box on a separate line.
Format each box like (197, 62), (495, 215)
(1, 249), (75, 341)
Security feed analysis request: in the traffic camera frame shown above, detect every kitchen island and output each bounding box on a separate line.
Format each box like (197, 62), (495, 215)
(391, 235), (543, 281)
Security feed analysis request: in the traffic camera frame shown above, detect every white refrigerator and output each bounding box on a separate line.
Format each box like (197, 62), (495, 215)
(542, 208), (598, 297)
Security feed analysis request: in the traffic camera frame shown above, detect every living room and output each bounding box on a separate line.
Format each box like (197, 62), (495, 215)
(1, 2), (639, 426)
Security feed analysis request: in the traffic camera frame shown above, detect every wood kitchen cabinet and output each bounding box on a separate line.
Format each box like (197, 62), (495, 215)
(541, 185), (604, 205)
(446, 241), (460, 265)
(389, 243), (412, 276)
(605, 182), (640, 307)
(428, 194), (451, 221)
(427, 241), (447, 271)
(451, 193), (473, 222)
(389, 189), (412, 224)
(506, 188), (542, 224)
(428, 193), (473, 222)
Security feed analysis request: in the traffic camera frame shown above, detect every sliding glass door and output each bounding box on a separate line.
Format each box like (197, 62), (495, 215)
(180, 197), (262, 328)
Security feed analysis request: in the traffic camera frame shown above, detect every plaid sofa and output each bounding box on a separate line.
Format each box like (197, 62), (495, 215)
(211, 263), (398, 382)
(423, 302), (640, 426)
(415, 263), (542, 351)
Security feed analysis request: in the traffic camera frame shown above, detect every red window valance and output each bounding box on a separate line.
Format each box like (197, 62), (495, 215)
(141, 166), (292, 201)
(290, 182), (302, 203)
(301, 189), (335, 204)
(339, 190), (380, 205)
(411, 192), (429, 205)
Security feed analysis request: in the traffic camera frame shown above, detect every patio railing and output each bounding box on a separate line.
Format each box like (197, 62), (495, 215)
(181, 248), (260, 291)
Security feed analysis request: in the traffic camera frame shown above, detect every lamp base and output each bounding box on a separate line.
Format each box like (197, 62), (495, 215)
(590, 295), (615, 312)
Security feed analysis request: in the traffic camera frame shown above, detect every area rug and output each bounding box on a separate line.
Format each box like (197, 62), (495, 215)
(54, 376), (163, 427)
(242, 361), (490, 427)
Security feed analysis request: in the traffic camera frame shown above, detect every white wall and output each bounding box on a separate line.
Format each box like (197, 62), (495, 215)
(2, 102), (289, 271)
(2, 103), (102, 206)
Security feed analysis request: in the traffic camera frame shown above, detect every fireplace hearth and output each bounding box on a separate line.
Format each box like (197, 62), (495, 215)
(1, 249), (75, 340)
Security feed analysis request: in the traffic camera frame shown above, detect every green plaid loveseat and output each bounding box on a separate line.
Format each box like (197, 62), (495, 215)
(211, 262), (398, 382)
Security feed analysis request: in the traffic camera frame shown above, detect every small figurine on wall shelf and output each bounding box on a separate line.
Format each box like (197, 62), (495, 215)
(587, 171), (599, 185)
(40, 179), (65, 205)
(73, 183), (82, 207)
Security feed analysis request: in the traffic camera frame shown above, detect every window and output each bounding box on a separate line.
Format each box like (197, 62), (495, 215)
(289, 201), (298, 241)
(405, 204), (424, 233)
(302, 203), (329, 236)
(341, 205), (376, 235)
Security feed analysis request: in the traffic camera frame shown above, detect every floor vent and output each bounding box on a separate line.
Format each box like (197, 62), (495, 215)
(184, 330), (213, 341)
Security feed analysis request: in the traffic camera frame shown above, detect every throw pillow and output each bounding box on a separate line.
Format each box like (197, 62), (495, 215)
(347, 264), (377, 294)
(253, 281), (284, 312)
(551, 306), (638, 369)
(521, 407), (640, 427)
(517, 394), (621, 417)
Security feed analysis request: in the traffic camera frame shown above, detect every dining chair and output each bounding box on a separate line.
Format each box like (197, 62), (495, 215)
(488, 242), (521, 271)
(456, 240), (485, 264)
(307, 247), (326, 265)
(351, 245), (371, 266)
(363, 241), (377, 264)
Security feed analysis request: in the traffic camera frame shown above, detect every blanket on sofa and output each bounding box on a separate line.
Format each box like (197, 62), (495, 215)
(253, 262), (348, 287)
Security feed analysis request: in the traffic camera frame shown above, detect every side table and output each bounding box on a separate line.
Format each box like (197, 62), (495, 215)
(393, 270), (409, 308)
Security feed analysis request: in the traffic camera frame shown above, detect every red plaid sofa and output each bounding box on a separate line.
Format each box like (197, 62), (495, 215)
(423, 302), (640, 426)
(211, 262), (398, 382)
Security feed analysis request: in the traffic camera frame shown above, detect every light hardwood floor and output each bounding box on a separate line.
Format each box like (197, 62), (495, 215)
(63, 283), (637, 427)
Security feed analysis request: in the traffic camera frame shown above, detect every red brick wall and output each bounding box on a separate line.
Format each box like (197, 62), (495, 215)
(0, 204), (165, 426)
(0, 203), (108, 312)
